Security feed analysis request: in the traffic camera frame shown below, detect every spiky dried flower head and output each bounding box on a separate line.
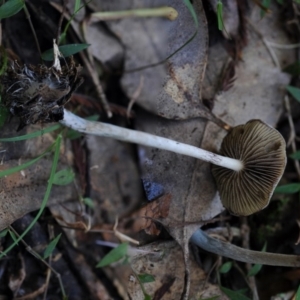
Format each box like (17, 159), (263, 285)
(212, 120), (286, 216)
(0, 54), (83, 131)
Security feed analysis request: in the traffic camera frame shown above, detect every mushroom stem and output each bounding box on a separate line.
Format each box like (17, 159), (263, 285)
(60, 110), (243, 172)
(191, 229), (300, 267)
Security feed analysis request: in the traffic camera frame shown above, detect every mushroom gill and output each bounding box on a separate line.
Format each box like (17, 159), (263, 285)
(212, 119), (287, 216)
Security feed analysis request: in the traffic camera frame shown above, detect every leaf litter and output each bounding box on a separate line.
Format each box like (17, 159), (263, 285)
(0, 0), (299, 299)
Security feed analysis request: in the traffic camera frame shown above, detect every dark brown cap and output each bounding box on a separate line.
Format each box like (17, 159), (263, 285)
(212, 120), (286, 216)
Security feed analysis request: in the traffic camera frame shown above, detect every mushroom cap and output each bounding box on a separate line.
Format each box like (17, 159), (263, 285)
(212, 119), (286, 216)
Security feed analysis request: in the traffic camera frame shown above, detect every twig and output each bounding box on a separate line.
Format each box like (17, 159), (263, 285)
(127, 75), (144, 119)
(267, 42), (300, 49)
(56, 0), (66, 43)
(8, 226), (66, 298)
(78, 47), (112, 118)
(284, 95), (300, 180)
(43, 225), (54, 300)
(240, 218), (259, 300)
(247, 19), (280, 68)
(23, 4), (42, 59)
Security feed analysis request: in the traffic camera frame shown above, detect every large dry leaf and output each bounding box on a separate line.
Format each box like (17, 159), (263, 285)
(0, 120), (76, 230)
(86, 135), (143, 224)
(127, 241), (228, 299)
(87, 0), (229, 127)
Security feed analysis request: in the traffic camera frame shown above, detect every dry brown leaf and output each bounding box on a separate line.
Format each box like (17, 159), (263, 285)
(87, 134), (143, 225)
(87, 0), (230, 128)
(0, 119), (76, 230)
(130, 193), (171, 235)
(127, 241), (228, 299)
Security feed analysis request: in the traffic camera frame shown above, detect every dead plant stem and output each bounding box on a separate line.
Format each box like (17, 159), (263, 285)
(8, 226), (66, 298)
(247, 19), (280, 68)
(23, 4), (42, 59)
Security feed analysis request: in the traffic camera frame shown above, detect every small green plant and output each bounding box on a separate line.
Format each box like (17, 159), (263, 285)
(43, 233), (62, 259)
(96, 243), (153, 299)
(219, 261), (233, 274)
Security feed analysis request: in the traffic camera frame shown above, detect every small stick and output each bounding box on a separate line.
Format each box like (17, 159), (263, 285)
(23, 4), (42, 59)
(9, 226), (66, 298)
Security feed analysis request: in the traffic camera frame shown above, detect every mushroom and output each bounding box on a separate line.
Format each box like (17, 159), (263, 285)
(61, 112), (286, 216)
(212, 119), (286, 216)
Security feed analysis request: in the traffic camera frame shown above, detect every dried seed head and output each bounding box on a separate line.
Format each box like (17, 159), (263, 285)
(212, 120), (286, 216)
(0, 57), (83, 131)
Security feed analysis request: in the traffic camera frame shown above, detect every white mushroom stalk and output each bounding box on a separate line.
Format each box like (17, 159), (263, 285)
(60, 109), (243, 172)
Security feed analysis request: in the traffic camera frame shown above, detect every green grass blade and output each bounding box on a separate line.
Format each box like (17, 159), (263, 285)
(96, 243), (128, 268)
(0, 135), (61, 259)
(296, 285), (300, 300)
(0, 124), (61, 142)
(217, 1), (223, 30)
(0, 148), (51, 178)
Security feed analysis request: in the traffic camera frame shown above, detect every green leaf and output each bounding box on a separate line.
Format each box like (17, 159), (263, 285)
(276, 0), (283, 4)
(0, 228), (8, 238)
(52, 169), (75, 186)
(275, 183), (300, 194)
(247, 243), (267, 277)
(0, 0), (24, 20)
(296, 285), (300, 300)
(199, 297), (220, 300)
(43, 233), (62, 259)
(144, 294), (152, 300)
(283, 61), (300, 76)
(42, 44), (90, 61)
(220, 287), (251, 300)
(96, 243), (128, 268)
(260, 0), (271, 18)
(219, 261), (232, 274)
(138, 274), (155, 283)
(290, 151), (300, 160)
(83, 197), (95, 209)
(286, 86), (300, 102)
